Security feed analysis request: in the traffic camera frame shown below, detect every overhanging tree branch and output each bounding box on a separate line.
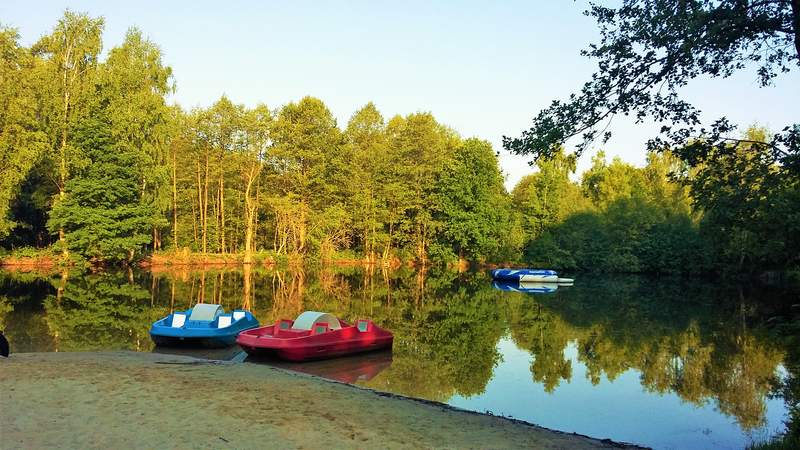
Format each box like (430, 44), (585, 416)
(505, 0), (799, 169)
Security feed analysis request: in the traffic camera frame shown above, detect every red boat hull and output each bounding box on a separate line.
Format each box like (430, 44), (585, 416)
(236, 319), (393, 362)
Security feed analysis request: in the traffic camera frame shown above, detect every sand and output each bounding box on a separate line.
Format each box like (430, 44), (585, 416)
(0, 352), (640, 449)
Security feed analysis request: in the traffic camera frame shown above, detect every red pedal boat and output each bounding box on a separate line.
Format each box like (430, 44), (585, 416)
(236, 311), (393, 362)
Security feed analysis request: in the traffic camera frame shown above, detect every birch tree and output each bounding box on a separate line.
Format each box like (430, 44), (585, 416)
(31, 11), (104, 250)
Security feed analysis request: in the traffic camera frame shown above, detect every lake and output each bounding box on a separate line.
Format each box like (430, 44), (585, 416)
(0, 266), (792, 449)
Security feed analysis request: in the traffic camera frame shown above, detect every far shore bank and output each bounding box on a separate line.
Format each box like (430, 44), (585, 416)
(0, 251), (480, 271)
(0, 351), (641, 449)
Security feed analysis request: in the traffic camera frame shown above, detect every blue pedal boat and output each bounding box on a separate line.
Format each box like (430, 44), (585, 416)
(491, 269), (574, 284)
(150, 303), (259, 348)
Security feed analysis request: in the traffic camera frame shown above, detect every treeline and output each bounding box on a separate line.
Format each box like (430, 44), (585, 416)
(164, 98), (518, 265)
(1, 11), (797, 274)
(513, 126), (800, 275)
(514, 150), (707, 273)
(0, 12), (516, 265)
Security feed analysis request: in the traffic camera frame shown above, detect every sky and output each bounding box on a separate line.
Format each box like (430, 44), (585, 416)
(3, 0), (799, 190)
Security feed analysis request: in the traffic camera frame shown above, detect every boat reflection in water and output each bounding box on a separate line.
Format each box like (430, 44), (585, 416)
(246, 350), (393, 384)
(492, 280), (570, 294)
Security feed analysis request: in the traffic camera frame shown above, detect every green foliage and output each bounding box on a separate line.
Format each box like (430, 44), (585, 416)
(502, 1), (798, 274)
(0, 13), (524, 266)
(47, 117), (155, 263)
(581, 152), (647, 208)
(272, 96), (348, 205)
(269, 97), (350, 256)
(384, 112), (460, 262)
(344, 103), (390, 258)
(512, 148), (587, 240)
(4, 10), (795, 276)
(516, 150), (710, 273)
(0, 26), (49, 237)
(100, 27), (174, 228)
(31, 10), (104, 195)
(435, 138), (519, 262)
(689, 127), (800, 272)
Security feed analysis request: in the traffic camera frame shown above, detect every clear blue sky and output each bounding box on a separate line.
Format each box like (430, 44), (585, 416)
(3, 0), (798, 189)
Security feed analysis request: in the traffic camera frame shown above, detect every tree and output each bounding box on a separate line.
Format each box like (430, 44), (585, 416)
(165, 106), (187, 249)
(238, 104), (272, 264)
(345, 103), (389, 261)
(270, 97), (349, 256)
(0, 26), (48, 238)
(386, 113), (459, 263)
(187, 97), (246, 254)
(511, 149), (587, 240)
(690, 127), (800, 271)
(435, 138), (518, 262)
(581, 152), (647, 208)
(4, 12), (538, 266)
(641, 150), (693, 216)
(47, 116), (155, 264)
(100, 28), (174, 251)
(504, 0), (800, 172)
(520, 149), (708, 273)
(31, 11), (104, 250)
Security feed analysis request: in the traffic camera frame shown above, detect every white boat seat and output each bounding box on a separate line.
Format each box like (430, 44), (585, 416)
(232, 311), (246, 321)
(291, 311), (341, 331)
(218, 315), (232, 328)
(189, 304), (223, 322)
(171, 313), (186, 328)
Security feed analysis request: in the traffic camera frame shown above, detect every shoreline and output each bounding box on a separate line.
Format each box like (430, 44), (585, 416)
(0, 351), (642, 449)
(0, 249), (501, 271)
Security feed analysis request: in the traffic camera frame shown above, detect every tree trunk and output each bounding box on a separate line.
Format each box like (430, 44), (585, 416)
(243, 191), (254, 265)
(153, 227), (160, 251)
(219, 171), (226, 253)
(203, 152), (210, 255)
(196, 161), (203, 252)
(298, 202), (307, 254)
(191, 192), (198, 248)
(56, 38), (87, 258)
(58, 81), (70, 257)
(253, 178), (260, 252)
(172, 150), (178, 249)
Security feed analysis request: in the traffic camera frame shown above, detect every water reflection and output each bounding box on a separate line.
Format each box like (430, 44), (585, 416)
(492, 280), (560, 293)
(0, 267), (792, 449)
(248, 350), (394, 384)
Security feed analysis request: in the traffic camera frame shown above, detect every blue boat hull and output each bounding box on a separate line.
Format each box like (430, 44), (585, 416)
(150, 307), (259, 348)
(491, 269), (559, 282)
(150, 333), (240, 348)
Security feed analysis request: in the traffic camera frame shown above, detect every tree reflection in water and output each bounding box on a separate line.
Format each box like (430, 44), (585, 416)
(0, 267), (792, 432)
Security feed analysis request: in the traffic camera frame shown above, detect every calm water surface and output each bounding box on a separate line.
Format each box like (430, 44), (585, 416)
(0, 267), (792, 449)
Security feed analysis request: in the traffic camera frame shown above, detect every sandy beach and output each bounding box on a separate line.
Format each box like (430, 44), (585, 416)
(0, 351), (640, 449)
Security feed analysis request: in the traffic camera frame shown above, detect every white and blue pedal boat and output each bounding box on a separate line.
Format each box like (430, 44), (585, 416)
(491, 268), (574, 284)
(150, 303), (259, 348)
